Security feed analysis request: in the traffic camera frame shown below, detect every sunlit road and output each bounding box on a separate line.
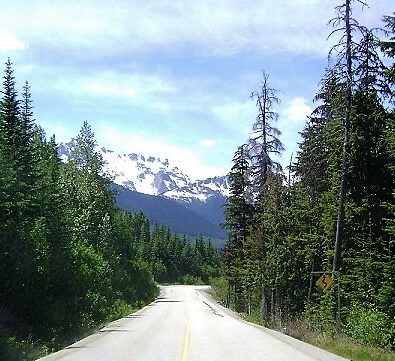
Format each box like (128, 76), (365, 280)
(38, 285), (348, 361)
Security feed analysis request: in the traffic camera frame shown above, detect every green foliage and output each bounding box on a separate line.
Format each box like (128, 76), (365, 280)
(381, 13), (395, 89)
(179, 274), (205, 285)
(345, 303), (394, 348)
(145, 226), (220, 284)
(0, 335), (49, 361)
(0, 61), (220, 359)
(221, 4), (395, 351)
(315, 335), (395, 361)
(116, 188), (227, 239)
(209, 276), (229, 304)
(307, 290), (338, 336)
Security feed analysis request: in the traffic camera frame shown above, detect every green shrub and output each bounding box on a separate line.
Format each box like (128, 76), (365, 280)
(0, 335), (48, 361)
(307, 290), (337, 336)
(210, 276), (229, 305)
(345, 302), (394, 348)
(180, 274), (204, 285)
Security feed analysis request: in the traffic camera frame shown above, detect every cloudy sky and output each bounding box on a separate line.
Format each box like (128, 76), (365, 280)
(0, 0), (392, 179)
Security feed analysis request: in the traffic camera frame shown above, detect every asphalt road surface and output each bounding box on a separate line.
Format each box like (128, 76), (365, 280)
(38, 285), (348, 361)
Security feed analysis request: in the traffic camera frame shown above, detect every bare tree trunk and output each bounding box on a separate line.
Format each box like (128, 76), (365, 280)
(271, 288), (275, 323)
(260, 284), (268, 321)
(333, 0), (352, 272)
(248, 289), (251, 316)
(257, 91), (268, 187)
(226, 282), (231, 308)
(275, 288), (281, 329)
(288, 153), (293, 189)
(307, 258), (315, 309)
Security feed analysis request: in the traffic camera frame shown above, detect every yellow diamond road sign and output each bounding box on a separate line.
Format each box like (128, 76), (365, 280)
(316, 274), (334, 292)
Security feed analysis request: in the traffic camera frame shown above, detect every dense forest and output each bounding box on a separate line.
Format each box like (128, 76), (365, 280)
(221, 2), (394, 350)
(0, 60), (220, 359)
(1, 0), (394, 359)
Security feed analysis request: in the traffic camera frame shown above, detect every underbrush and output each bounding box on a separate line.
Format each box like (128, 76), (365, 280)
(241, 311), (395, 361)
(157, 274), (206, 285)
(0, 334), (48, 361)
(178, 274), (206, 285)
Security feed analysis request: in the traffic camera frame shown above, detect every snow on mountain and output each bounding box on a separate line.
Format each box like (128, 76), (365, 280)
(58, 139), (229, 203)
(163, 176), (229, 203)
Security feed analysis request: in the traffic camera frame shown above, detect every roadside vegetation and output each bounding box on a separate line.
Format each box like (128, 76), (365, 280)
(219, 1), (394, 359)
(0, 61), (220, 360)
(1, 0), (393, 360)
(212, 278), (395, 361)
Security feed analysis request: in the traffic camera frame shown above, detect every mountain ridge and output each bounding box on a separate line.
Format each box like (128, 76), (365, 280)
(58, 139), (229, 202)
(115, 187), (227, 240)
(58, 139), (229, 240)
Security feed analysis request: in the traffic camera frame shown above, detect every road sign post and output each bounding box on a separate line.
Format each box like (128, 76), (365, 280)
(310, 270), (341, 329)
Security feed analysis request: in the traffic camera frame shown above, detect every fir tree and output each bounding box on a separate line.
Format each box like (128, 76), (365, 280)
(248, 72), (283, 197)
(71, 120), (104, 173)
(381, 13), (395, 94)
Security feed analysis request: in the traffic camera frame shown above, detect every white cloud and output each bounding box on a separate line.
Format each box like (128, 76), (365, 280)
(37, 120), (73, 142)
(78, 71), (175, 99)
(2, 0), (390, 180)
(0, 0), (371, 58)
(200, 139), (216, 148)
(50, 68), (250, 122)
(83, 81), (137, 99)
(96, 123), (228, 179)
(0, 31), (27, 52)
(211, 99), (255, 134)
(1, 0), (391, 62)
(44, 70), (179, 115)
(282, 97), (312, 122)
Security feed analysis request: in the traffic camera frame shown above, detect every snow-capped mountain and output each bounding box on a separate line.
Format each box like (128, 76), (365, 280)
(164, 176), (230, 202)
(58, 140), (229, 203)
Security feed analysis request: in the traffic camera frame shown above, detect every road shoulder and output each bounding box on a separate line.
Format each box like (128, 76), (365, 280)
(199, 287), (350, 361)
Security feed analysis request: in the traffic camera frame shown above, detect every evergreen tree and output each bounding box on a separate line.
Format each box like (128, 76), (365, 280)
(223, 144), (254, 310)
(248, 72), (284, 196)
(0, 60), (37, 321)
(0, 58), (23, 228)
(381, 13), (395, 93)
(225, 144), (253, 245)
(216, 4), (395, 348)
(72, 120), (104, 173)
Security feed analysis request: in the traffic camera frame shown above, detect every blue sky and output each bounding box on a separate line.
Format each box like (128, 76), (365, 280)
(0, 0), (392, 179)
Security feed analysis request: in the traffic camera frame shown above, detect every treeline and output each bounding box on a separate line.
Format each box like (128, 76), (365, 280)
(0, 59), (219, 357)
(145, 226), (220, 284)
(222, 3), (394, 349)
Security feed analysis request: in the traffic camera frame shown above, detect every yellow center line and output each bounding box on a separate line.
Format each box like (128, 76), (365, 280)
(181, 303), (190, 361)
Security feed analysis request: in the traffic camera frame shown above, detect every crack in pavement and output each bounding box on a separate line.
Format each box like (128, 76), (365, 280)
(202, 300), (224, 317)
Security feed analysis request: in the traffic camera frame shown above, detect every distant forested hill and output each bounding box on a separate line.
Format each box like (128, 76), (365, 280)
(115, 187), (227, 240)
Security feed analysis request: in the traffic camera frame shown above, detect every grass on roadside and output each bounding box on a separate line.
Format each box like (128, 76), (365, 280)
(208, 280), (395, 361)
(0, 334), (49, 361)
(305, 333), (395, 361)
(241, 312), (395, 361)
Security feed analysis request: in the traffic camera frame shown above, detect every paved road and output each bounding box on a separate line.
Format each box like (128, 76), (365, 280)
(38, 285), (348, 361)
